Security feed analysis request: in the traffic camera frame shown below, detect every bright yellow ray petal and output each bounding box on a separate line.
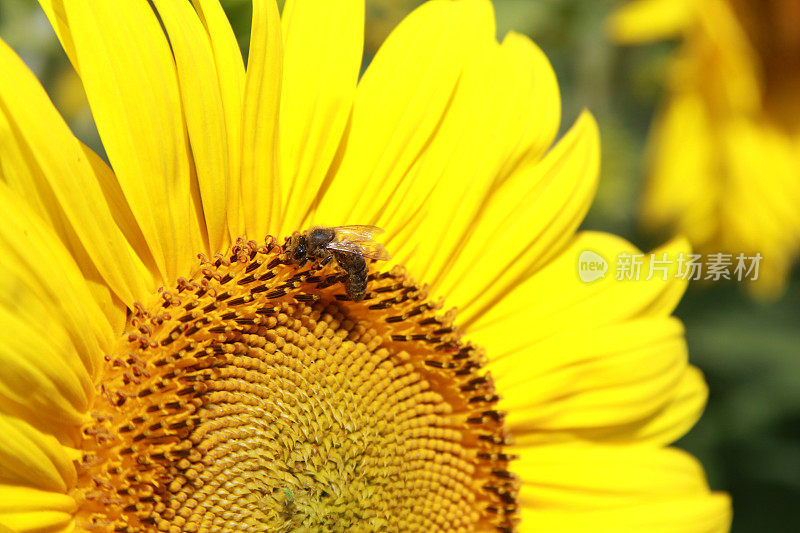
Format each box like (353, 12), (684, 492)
(0, 182), (112, 376)
(191, 0), (246, 240)
(609, 0), (694, 44)
(519, 493), (731, 532)
(276, 0), (363, 235)
(515, 445), (731, 532)
(78, 141), (157, 283)
(467, 232), (689, 345)
(0, 38), (153, 309)
(63, 0), (203, 283)
(396, 30), (562, 289)
(151, 0), (229, 253)
(313, 0), (496, 228)
(439, 111), (598, 324)
(0, 110), (129, 332)
(0, 415), (76, 494)
(0, 486), (75, 533)
(493, 317), (688, 445)
(0, 306), (90, 435)
(516, 445), (710, 508)
(240, 0), (283, 239)
(630, 366), (709, 446)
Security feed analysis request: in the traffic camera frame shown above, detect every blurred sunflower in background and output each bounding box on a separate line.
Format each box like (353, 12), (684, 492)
(610, 0), (800, 299)
(0, 0), (729, 531)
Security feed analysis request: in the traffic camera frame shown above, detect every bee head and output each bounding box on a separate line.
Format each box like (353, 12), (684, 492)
(292, 236), (308, 261)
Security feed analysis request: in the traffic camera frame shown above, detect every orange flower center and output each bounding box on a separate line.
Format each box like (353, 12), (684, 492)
(72, 237), (518, 532)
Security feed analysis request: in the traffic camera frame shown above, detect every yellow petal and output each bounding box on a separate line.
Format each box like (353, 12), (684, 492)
(641, 92), (717, 247)
(516, 445), (710, 508)
(0, 415), (76, 493)
(516, 445), (731, 532)
(0, 182), (112, 376)
(0, 39), (153, 308)
(63, 0), (203, 283)
(467, 233), (689, 349)
(78, 141), (157, 285)
(519, 494), (731, 532)
(608, 0), (694, 44)
(151, 0), (229, 253)
(718, 119), (800, 298)
(240, 0), (283, 239)
(313, 0), (496, 227)
(0, 485), (75, 533)
(0, 305), (90, 435)
(694, 0), (761, 113)
(276, 0), (364, 235)
(440, 110), (598, 324)
(396, 31), (562, 290)
(631, 366), (709, 446)
(191, 0), (246, 241)
(494, 317), (688, 444)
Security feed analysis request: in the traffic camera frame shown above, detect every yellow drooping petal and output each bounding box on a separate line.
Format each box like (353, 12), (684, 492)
(467, 233), (689, 348)
(151, 0), (229, 253)
(0, 415), (76, 494)
(440, 110), (598, 324)
(0, 182), (113, 376)
(464, 233), (696, 447)
(191, 0), (246, 241)
(630, 366), (709, 446)
(0, 39), (153, 309)
(314, 0), (496, 228)
(0, 485), (75, 533)
(520, 493), (730, 532)
(240, 0), (283, 239)
(494, 317), (688, 444)
(609, 0), (694, 43)
(277, 0), (364, 235)
(0, 305), (90, 435)
(516, 445), (731, 533)
(62, 0), (203, 284)
(517, 445), (708, 507)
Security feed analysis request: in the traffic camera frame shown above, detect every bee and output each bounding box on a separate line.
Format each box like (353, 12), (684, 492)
(286, 225), (390, 301)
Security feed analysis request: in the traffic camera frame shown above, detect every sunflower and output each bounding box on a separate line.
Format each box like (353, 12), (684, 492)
(610, 0), (800, 298)
(0, 0), (729, 531)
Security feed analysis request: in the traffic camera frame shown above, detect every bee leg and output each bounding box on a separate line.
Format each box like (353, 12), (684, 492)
(319, 255), (334, 267)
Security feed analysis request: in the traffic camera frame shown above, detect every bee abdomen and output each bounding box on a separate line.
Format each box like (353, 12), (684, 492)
(334, 252), (368, 301)
(345, 272), (368, 301)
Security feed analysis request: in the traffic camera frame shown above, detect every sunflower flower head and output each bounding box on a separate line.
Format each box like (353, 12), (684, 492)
(610, 0), (800, 298)
(0, 0), (729, 531)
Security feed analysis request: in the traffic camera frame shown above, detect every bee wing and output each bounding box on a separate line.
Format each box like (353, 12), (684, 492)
(330, 225), (385, 242)
(326, 240), (391, 261)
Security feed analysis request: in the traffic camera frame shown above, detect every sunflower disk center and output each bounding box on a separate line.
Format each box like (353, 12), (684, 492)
(73, 238), (517, 532)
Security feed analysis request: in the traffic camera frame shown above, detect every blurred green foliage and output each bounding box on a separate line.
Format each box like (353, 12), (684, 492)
(1, 1), (798, 531)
